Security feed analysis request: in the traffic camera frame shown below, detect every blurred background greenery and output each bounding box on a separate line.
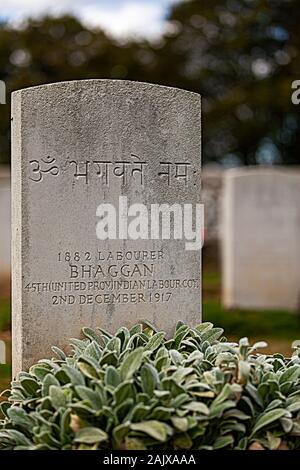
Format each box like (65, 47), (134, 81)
(1, 0), (300, 392)
(0, 0), (300, 166)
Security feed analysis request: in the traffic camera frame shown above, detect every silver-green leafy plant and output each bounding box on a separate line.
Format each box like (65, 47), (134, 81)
(1, 322), (300, 450)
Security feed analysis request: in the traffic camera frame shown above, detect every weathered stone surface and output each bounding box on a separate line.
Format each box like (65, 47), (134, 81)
(221, 168), (300, 311)
(12, 80), (201, 374)
(0, 166), (10, 280)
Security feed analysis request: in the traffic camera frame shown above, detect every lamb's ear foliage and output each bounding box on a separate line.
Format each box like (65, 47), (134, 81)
(1, 323), (300, 450)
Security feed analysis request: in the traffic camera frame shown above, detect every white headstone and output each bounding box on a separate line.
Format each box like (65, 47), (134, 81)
(0, 167), (11, 280)
(12, 80), (202, 373)
(201, 167), (223, 243)
(222, 168), (300, 311)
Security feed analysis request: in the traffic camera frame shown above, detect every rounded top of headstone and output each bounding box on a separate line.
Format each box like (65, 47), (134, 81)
(12, 79), (201, 103)
(224, 166), (300, 180)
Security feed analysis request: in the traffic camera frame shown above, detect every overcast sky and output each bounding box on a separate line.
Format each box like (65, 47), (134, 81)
(0, 0), (180, 39)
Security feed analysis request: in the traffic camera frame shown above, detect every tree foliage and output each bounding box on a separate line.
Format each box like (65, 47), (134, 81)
(0, 0), (299, 165)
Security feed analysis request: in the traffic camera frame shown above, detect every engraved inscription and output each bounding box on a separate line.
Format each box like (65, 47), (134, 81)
(29, 154), (197, 187)
(159, 162), (191, 186)
(23, 249), (200, 307)
(29, 156), (59, 182)
(69, 161), (90, 184)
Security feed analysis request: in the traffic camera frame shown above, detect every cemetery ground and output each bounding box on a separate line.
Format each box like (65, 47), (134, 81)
(1, 247), (300, 395)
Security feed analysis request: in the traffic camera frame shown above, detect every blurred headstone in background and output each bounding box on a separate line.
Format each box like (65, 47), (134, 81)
(222, 168), (300, 312)
(0, 166), (11, 288)
(201, 167), (223, 244)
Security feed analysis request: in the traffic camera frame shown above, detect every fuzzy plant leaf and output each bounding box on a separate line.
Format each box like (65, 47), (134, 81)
(251, 409), (287, 437)
(1, 322), (300, 451)
(49, 386), (67, 410)
(130, 421), (171, 442)
(7, 407), (34, 428)
(213, 435), (234, 449)
(74, 427), (108, 445)
(279, 365), (300, 384)
(120, 347), (144, 380)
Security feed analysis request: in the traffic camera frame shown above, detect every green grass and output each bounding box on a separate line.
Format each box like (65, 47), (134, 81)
(0, 364), (11, 394)
(203, 299), (300, 340)
(202, 271), (220, 288)
(0, 336), (11, 395)
(202, 269), (300, 342)
(0, 301), (10, 331)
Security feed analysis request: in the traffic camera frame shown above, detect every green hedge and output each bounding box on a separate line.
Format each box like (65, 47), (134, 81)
(1, 322), (300, 450)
